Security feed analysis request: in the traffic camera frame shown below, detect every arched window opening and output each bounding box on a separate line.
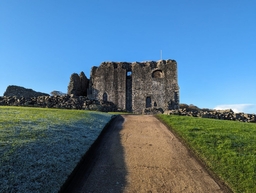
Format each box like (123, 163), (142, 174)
(152, 70), (163, 78)
(174, 91), (179, 103)
(103, 92), (108, 102)
(127, 71), (132, 77)
(146, 97), (152, 108)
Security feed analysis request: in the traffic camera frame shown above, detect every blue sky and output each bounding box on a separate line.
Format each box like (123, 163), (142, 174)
(1, 0), (255, 113)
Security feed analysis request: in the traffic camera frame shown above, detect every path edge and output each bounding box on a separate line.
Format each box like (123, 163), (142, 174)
(155, 115), (233, 193)
(58, 114), (121, 193)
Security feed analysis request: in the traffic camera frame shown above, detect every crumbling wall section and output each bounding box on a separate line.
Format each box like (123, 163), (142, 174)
(67, 72), (89, 96)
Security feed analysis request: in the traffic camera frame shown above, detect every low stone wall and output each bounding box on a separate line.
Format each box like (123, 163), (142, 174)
(143, 107), (164, 115)
(1, 97), (255, 122)
(0, 95), (117, 112)
(165, 108), (256, 123)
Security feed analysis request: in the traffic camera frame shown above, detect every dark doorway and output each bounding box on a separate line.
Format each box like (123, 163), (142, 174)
(146, 97), (152, 108)
(103, 92), (108, 102)
(174, 91), (179, 104)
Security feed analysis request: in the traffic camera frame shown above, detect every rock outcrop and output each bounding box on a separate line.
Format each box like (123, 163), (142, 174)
(3, 85), (49, 98)
(67, 72), (89, 96)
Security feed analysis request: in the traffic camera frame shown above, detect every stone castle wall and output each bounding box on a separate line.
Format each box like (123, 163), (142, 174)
(88, 60), (179, 114)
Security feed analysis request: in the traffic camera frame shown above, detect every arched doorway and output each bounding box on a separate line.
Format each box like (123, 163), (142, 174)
(103, 92), (108, 102)
(146, 97), (152, 108)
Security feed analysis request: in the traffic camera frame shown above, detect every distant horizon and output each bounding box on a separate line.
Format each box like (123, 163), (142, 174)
(1, 84), (256, 115)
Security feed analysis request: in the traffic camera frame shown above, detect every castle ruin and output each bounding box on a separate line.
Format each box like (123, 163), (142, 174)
(86, 59), (179, 114)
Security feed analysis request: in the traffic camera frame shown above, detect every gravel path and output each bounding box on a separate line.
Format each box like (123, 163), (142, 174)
(63, 115), (231, 193)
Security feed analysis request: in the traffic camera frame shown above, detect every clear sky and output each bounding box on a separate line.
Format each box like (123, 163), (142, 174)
(1, 0), (255, 113)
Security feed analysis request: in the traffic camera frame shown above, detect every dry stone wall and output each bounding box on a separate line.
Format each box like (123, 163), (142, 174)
(165, 104), (256, 123)
(0, 95), (117, 112)
(1, 96), (255, 123)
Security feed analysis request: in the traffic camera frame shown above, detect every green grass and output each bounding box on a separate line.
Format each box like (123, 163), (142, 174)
(157, 115), (256, 193)
(0, 106), (113, 193)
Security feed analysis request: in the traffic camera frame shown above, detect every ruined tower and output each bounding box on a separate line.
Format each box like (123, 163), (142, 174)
(88, 59), (179, 114)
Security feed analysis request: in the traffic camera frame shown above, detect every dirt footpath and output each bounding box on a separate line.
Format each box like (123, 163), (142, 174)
(68, 115), (231, 193)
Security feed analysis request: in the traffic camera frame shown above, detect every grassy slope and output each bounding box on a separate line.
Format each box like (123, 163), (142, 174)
(0, 106), (113, 193)
(157, 115), (256, 193)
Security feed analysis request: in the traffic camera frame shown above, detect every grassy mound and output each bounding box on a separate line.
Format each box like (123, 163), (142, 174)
(0, 106), (113, 193)
(157, 115), (256, 193)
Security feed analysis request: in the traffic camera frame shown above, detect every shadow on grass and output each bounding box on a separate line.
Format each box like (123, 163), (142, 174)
(59, 115), (127, 193)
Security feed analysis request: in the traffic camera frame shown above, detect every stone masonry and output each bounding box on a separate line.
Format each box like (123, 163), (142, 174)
(87, 60), (179, 114)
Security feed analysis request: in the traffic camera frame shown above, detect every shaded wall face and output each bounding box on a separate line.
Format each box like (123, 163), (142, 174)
(89, 63), (127, 111)
(132, 64), (152, 113)
(165, 62), (179, 110)
(113, 66), (127, 110)
(89, 65), (113, 101)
